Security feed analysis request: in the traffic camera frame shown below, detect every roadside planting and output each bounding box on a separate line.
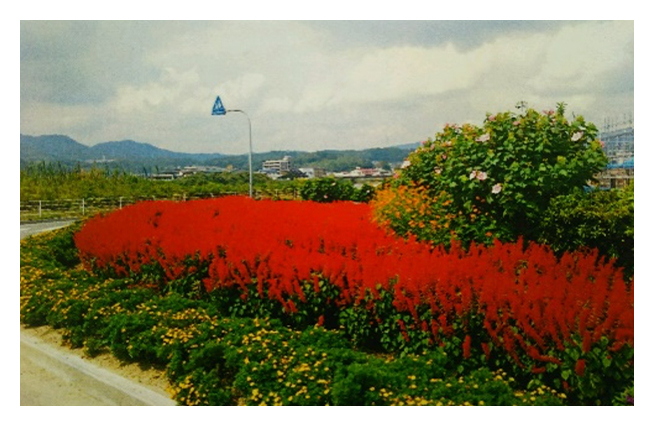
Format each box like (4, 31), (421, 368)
(72, 196), (634, 404)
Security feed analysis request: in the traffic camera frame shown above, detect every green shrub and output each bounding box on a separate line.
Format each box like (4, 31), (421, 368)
(375, 103), (608, 247)
(538, 182), (634, 277)
(299, 177), (374, 203)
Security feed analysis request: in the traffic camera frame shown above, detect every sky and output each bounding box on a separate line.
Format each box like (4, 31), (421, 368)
(20, 20), (634, 155)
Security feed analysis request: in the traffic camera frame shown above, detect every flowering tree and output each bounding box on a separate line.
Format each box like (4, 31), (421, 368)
(374, 103), (608, 247)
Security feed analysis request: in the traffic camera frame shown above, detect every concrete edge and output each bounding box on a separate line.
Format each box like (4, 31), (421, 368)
(21, 331), (177, 406)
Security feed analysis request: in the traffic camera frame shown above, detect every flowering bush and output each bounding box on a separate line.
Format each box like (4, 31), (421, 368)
(73, 196), (633, 403)
(376, 103), (608, 247)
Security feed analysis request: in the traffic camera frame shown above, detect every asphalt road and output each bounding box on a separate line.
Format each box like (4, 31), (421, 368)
(20, 221), (177, 406)
(20, 220), (77, 239)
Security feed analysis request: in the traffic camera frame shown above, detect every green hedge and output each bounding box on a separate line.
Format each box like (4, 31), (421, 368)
(299, 177), (375, 203)
(538, 182), (634, 278)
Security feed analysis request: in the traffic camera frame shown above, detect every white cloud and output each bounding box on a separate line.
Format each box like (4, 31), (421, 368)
(527, 21), (634, 95)
(330, 43), (478, 106)
(112, 68), (202, 113)
(214, 73), (266, 108)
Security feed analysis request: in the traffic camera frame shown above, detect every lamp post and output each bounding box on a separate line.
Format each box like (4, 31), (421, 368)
(212, 95), (254, 198)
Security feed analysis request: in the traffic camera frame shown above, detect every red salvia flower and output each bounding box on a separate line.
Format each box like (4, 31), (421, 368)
(462, 334), (472, 359)
(74, 196), (634, 372)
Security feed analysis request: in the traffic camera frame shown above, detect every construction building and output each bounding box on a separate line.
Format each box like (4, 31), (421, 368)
(596, 116), (634, 189)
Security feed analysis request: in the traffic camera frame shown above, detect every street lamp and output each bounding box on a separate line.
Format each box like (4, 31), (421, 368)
(212, 95), (254, 198)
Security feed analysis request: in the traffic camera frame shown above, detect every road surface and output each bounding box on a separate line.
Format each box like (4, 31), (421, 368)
(20, 220), (177, 406)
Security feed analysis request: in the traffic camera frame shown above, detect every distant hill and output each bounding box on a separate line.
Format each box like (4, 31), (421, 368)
(89, 140), (184, 159)
(20, 134), (417, 173)
(20, 134), (223, 167)
(20, 134), (91, 162)
(392, 141), (422, 150)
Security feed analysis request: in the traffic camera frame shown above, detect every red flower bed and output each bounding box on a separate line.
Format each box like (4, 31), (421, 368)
(75, 196), (634, 367)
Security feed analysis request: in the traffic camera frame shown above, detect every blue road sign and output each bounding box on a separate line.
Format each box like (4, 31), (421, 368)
(212, 96), (226, 115)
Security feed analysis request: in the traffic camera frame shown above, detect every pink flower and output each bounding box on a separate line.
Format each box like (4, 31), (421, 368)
(488, 114), (496, 122)
(571, 132), (584, 142)
(492, 183), (502, 194)
(470, 170), (487, 181)
(513, 120), (520, 126)
(476, 133), (490, 142)
(442, 154), (447, 160)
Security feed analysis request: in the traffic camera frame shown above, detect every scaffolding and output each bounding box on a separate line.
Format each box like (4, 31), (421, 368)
(596, 115), (634, 189)
(599, 115), (634, 168)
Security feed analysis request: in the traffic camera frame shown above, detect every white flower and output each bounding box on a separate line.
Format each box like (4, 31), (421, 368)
(434, 168), (442, 175)
(401, 160), (411, 169)
(476, 133), (491, 142)
(477, 171), (488, 181)
(492, 183), (502, 194)
(469, 170), (478, 180)
(571, 132), (584, 142)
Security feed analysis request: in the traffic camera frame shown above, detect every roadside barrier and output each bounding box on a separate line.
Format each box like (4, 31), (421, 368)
(20, 189), (300, 222)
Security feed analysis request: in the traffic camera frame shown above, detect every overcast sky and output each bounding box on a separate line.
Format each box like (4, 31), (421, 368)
(20, 20), (634, 155)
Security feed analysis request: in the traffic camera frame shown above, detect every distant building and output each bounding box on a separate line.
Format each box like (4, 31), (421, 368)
(595, 118), (634, 189)
(596, 167), (634, 189)
(298, 167), (326, 179)
(600, 117), (634, 167)
(177, 165), (227, 176)
(149, 172), (178, 181)
(332, 167), (393, 179)
(262, 156), (292, 174)
(146, 165), (228, 180)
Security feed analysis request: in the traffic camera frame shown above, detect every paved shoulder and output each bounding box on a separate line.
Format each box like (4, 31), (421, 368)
(20, 220), (77, 239)
(21, 331), (176, 406)
(20, 220), (177, 406)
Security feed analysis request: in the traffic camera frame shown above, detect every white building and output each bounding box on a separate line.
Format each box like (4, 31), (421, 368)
(262, 156), (292, 174)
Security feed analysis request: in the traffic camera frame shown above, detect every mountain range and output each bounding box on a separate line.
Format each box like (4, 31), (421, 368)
(20, 134), (419, 172)
(20, 134), (221, 163)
